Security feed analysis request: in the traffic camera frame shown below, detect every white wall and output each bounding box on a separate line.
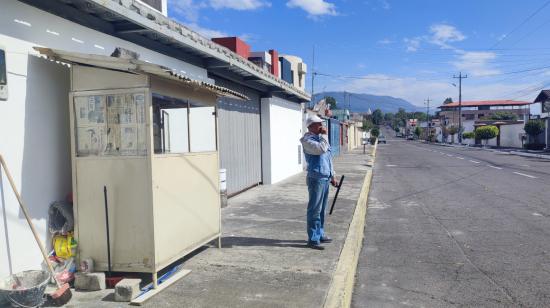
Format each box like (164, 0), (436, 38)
(261, 97), (303, 185)
(0, 1), (210, 279)
(495, 124), (524, 148)
(0, 37), (71, 279)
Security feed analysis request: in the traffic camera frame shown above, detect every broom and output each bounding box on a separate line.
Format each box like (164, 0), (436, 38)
(0, 154), (72, 305)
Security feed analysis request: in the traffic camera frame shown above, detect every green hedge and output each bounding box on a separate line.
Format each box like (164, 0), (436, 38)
(475, 126), (499, 141)
(462, 131), (475, 139)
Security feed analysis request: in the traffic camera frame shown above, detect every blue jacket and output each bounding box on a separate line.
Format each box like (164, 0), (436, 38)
(300, 132), (335, 179)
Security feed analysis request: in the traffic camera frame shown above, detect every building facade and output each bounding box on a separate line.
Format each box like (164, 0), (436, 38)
(0, 0), (310, 279)
(439, 100), (531, 126)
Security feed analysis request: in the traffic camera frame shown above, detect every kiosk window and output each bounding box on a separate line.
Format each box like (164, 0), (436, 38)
(189, 103), (216, 152)
(153, 96), (189, 154)
(153, 95), (216, 154)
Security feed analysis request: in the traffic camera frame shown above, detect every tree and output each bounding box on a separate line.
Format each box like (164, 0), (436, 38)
(407, 111), (427, 122)
(447, 126), (458, 143)
(372, 109), (383, 125)
(486, 112), (518, 121)
(395, 108), (407, 127)
(414, 126), (422, 138)
(524, 119), (545, 138)
(325, 96), (337, 109)
(362, 119), (374, 131)
(370, 127), (380, 138)
(443, 97), (453, 105)
(475, 126), (499, 146)
(384, 112), (394, 122)
(462, 131), (475, 140)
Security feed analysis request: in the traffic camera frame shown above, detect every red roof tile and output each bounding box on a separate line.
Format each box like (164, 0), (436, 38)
(439, 100), (531, 108)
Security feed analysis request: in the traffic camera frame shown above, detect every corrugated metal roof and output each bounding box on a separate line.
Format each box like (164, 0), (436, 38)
(439, 100), (531, 108)
(35, 47), (249, 100)
(21, 0), (310, 102)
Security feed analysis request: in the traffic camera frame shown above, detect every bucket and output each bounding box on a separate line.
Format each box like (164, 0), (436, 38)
(0, 270), (50, 308)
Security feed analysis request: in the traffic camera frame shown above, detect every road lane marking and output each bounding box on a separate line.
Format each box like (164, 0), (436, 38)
(447, 154), (454, 157)
(386, 164), (397, 167)
(488, 165), (503, 170)
(456, 157), (465, 160)
(533, 213), (543, 217)
(513, 172), (537, 179)
(469, 160), (481, 164)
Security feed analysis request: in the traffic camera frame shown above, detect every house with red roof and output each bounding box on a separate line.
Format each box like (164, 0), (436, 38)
(438, 100), (531, 127)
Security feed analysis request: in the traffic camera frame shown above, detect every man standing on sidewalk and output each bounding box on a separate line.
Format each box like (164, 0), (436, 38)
(300, 115), (338, 250)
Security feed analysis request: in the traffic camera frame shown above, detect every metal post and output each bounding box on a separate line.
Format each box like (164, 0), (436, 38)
(310, 45), (315, 109)
(453, 72), (467, 144)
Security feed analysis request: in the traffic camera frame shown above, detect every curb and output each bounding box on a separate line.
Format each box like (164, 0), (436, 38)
(509, 151), (550, 160)
(323, 141), (377, 308)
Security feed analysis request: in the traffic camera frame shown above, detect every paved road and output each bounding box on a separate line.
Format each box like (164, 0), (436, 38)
(353, 132), (550, 307)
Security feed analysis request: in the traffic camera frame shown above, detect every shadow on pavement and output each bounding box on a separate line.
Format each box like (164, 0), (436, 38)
(221, 236), (308, 249)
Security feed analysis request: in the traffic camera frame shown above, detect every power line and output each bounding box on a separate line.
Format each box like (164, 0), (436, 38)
(489, 0), (550, 49)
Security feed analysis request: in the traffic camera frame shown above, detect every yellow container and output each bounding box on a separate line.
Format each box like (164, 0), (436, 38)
(53, 233), (77, 259)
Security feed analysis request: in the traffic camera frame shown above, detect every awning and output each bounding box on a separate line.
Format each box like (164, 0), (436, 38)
(34, 47), (249, 100)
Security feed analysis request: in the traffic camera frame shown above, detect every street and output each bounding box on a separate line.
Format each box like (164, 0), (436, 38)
(353, 131), (550, 307)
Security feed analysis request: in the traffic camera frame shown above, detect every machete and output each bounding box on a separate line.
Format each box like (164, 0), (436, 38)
(329, 175), (345, 215)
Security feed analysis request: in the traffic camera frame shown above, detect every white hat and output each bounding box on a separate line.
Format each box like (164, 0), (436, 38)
(306, 114), (324, 128)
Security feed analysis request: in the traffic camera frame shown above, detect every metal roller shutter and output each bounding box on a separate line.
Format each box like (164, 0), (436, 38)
(215, 78), (262, 196)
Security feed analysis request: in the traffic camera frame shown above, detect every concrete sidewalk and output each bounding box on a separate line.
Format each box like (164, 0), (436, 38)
(68, 148), (374, 308)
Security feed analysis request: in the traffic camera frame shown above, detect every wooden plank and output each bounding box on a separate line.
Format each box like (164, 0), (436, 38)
(130, 269), (191, 306)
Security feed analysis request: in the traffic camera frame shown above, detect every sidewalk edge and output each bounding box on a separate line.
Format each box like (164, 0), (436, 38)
(323, 142), (377, 308)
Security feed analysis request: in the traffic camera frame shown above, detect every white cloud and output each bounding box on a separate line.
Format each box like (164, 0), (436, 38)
(171, 0), (204, 23)
(377, 38), (394, 45)
(429, 24), (466, 49)
(286, 0), (338, 17)
(453, 51), (499, 77)
(403, 23), (466, 52)
(187, 23), (228, 38)
(208, 0), (271, 10)
(330, 74), (537, 107)
(169, 0), (269, 22)
(380, 0), (390, 10)
(403, 37), (421, 52)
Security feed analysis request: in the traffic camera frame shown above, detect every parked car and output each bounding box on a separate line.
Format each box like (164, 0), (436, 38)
(378, 135), (387, 144)
(396, 132), (403, 138)
(406, 135), (414, 140)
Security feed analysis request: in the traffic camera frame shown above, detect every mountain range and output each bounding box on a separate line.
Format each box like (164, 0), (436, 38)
(312, 91), (425, 114)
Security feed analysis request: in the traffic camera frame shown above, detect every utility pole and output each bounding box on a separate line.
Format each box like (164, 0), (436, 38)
(453, 72), (467, 143)
(310, 45), (315, 110)
(425, 98), (432, 141)
(424, 98), (431, 122)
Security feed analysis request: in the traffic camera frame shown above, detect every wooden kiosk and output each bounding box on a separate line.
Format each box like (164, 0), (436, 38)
(36, 48), (246, 285)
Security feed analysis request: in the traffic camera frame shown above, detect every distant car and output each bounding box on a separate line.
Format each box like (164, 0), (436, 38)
(378, 135), (387, 144)
(396, 132), (403, 138)
(406, 135), (414, 140)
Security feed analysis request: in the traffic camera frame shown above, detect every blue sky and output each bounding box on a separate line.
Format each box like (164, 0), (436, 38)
(168, 0), (550, 107)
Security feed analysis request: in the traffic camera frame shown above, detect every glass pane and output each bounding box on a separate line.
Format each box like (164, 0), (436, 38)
(162, 108), (189, 153)
(153, 96), (189, 154)
(189, 103), (216, 152)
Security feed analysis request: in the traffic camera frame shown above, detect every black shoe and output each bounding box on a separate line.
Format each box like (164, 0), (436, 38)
(307, 242), (325, 250)
(320, 236), (333, 243)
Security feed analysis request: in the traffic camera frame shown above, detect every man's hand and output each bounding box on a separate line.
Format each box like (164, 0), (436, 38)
(319, 126), (328, 135)
(331, 177), (338, 187)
